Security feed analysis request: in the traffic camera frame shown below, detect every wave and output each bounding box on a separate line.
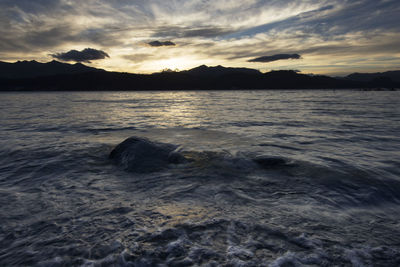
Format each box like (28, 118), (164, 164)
(108, 136), (400, 208)
(8, 218), (398, 266)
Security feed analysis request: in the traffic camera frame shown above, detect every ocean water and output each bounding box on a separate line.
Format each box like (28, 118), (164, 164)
(0, 90), (400, 266)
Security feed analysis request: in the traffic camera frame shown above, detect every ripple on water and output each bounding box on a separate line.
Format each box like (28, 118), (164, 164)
(0, 91), (399, 266)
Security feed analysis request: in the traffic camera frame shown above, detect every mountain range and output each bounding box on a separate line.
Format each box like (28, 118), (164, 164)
(0, 60), (104, 79)
(0, 60), (399, 90)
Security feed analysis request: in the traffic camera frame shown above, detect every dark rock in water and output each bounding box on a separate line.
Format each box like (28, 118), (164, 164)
(253, 156), (287, 169)
(109, 137), (186, 172)
(168, 151), (187, 164)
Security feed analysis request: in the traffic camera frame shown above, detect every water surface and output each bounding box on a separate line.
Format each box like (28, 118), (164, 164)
(0, 90), (400, 266)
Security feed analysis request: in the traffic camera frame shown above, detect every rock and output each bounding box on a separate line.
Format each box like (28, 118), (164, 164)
(253, 156), (287, 169)
(168, 151), (187, 164)
(109, 137), (186, 172)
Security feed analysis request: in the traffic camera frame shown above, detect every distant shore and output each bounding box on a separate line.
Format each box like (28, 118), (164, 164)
(1, 61), (399, 91)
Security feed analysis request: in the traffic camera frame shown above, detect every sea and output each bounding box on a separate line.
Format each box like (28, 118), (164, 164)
(0, 90), (399, 266)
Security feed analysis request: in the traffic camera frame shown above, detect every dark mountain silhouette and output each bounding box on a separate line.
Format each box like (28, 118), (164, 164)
(0, 60), (104, 79)
(0, 61), (399, 91)
(183, 65), (260, 77)
(346, 71), (400, 83)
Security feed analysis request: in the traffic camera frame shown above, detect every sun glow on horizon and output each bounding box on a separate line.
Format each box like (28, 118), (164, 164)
(144, 57), (212, 73)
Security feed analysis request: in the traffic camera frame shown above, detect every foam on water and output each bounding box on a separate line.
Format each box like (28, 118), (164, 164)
(1, 90), (400, 266)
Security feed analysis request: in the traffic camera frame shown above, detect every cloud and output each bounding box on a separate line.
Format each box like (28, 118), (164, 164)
(51, 48), (109, 62)
(248, 54), (301, 63)
(181, 27), (236, 38)
(1, 0), (400, 75)
(152, 26), (236, 38)
(147, 40), (176, 47)
(123, 53), (155, 62)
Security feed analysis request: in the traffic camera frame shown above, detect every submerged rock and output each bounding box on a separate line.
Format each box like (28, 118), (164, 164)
(253, 156), (287, 169)
(109, 136), (186, 172)
(110, 137), (292, 173)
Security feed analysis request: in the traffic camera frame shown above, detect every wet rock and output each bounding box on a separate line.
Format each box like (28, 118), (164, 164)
(168, 151), (188, 164)
(109, 136), (186, 172)
(253, 156), (287, 169)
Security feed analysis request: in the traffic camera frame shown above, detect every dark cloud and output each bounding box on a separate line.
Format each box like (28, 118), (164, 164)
(182, 27), (236, 38)
(147, 40), (176, 47)
(248, 54), (301, 63)
(51, 48), (109, 62)
(152, 26), (236, 38)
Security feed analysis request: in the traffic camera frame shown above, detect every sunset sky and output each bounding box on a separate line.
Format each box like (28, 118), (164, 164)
(1, 0), (399, 75)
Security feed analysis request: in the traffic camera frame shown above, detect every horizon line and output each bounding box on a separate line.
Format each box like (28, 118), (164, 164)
(2, 59), (399, 77)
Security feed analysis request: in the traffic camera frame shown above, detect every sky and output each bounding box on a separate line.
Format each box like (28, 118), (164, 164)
(1, 0), (400, 75)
